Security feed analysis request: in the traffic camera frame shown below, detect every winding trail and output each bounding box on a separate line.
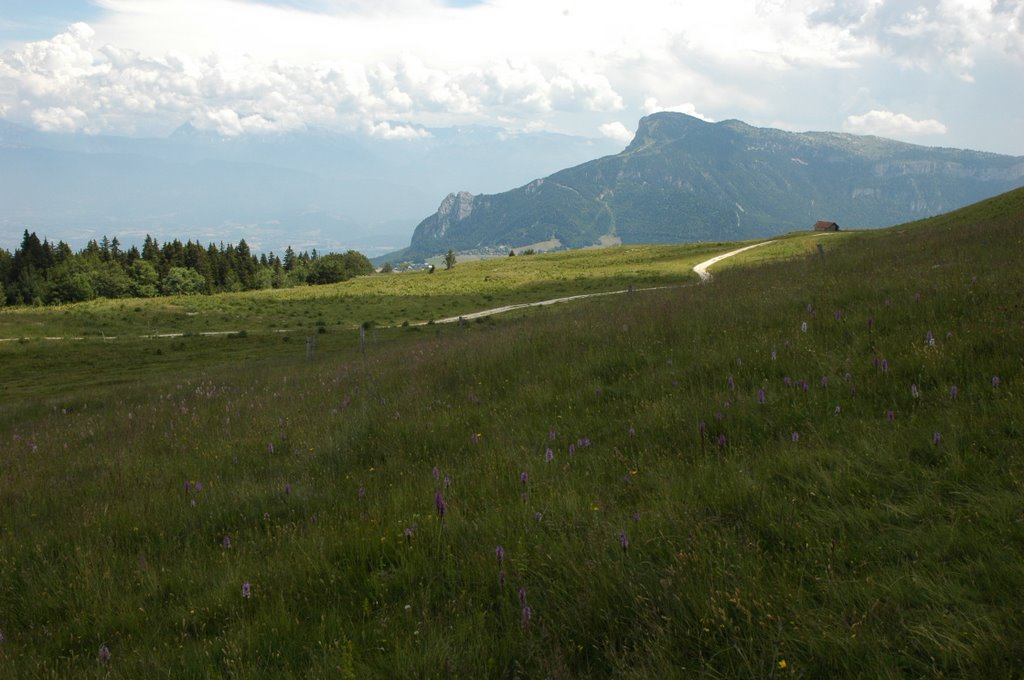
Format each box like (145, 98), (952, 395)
(691, 240), (775, 282)
(432, 239), (776, 324)
(0, 240), (776, 340)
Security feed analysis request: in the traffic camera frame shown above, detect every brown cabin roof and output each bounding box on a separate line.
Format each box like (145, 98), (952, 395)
(814, 220), (839, 230)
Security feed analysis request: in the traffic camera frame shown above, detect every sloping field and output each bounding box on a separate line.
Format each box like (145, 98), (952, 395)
(0, 188), (1021, 677)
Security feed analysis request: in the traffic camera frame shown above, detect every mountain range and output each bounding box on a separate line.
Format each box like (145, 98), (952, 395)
(389, 113), (1024, 262)
(0, 120), (621, 256)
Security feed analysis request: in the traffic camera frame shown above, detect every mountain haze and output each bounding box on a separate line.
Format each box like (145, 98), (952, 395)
(0, 120), (621, 256)
(393, 113), (1024, 261)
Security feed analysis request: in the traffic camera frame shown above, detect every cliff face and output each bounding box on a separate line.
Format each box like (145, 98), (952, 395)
(396, 113), (1024, 260)
(422, 191), (476, 239)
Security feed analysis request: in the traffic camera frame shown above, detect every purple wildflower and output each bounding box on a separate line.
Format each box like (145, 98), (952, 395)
(222, 535), (231, 549)
(568, 443), (576, 456)
(518, 587), (528, 606)
(519, 471), (528, 485)
(806, 303), (814, 313)
(404, 526), (415, 541)
(579, 437), (591, 448)
(800, 380), (809, 393)
(867, 317), (874, 330)
(471, 432), (479, 444)
(727, 376), (735, 391)
(521, 605), (532, 627)
(716, 433), (727, 448)
(495, 545), (505, 564)
(783, 376), (792, 388)
(432, 466), (439, 481)
(628, 426), (636, 437)
(99, 644), (111, 663)
(950, 384), (958, 400)
(633, 511), (640, 524)
(821, 375), (829, 388)
(736, 357), (743, 366)
(791, 431), (800, 443)
(267, 442), (274, 454)
(880, 359), (889, 373)
(549, 429), (557, 441)
(619, 530), (629, 550)
(357, 486), (366, 499)
(545, 448), (554, 463)
(444, 476), (451, 488)
(926, 330), (935, 347)
(284, 483), (291, 495)
(992, 376), (1001, 388)
(771, 350), (777, 361)
(932, 431), (942, 446)
(242, 581), (251, 599)
(834, 310), (842, 321)
(911, 384), (920, 398)
(435, 492), (447, 519)
(698, 420), (707, 437)
(757, 388), (766, 405)
(886, 410), (895, 422)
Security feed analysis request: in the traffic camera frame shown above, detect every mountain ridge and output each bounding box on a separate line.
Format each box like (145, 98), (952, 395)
(388, 113), (1024, 262)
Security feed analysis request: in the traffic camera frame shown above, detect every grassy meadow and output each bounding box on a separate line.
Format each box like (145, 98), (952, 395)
(1, 188), (1023, 677)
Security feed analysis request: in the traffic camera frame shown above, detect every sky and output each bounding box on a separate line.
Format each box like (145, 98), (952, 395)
(0, 0), (1022, 154)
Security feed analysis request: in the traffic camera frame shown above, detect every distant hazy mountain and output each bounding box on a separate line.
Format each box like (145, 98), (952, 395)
(391, 113), (1024, 261)
(0, 120), (621, 256)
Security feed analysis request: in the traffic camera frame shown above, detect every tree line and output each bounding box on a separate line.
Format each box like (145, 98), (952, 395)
(0, 230), (374, 306)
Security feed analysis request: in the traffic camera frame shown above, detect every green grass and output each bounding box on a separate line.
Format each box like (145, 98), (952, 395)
(1, 188), (1022, 677)
(0, 242), (721, 339)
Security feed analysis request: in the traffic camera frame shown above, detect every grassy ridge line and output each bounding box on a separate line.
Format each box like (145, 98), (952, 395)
(0, 242), (725, 341)
(0, 188), (1022, 676)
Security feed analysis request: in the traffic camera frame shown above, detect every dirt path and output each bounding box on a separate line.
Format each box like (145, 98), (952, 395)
(431, 239), (776, 324)
(691, 240), (775, 282)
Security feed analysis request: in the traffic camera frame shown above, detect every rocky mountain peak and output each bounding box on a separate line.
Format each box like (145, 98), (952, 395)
(429, 190), (476, 238)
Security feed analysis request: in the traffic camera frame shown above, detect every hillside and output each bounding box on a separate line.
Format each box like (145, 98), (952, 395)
(391, 112), (1024, 260)
(1, 189), (1022, 676)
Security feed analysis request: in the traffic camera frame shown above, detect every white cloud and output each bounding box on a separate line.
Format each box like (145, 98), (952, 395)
(31, 105), (91, 132)
(0, 15), (631, 136)
(598, 121), (634, 144)
(365, 120), (431, 140)
(0, 0), (1019, 152)
(844, 110), (947, 137)
(642, 98), (714, 121)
